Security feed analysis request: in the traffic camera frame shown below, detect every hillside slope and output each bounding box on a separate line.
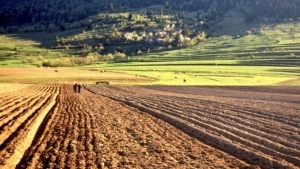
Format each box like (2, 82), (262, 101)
(1, 0), (300, 26)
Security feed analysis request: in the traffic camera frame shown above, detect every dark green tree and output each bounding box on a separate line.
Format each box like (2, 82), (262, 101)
(128, 13), (134, 21)
(181, 24), (189, 36)
(2, 25), (6, 34)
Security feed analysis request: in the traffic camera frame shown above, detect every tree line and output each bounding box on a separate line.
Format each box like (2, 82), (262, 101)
(0, 0), (163, 26)
(1, 0), (300, 27)
(166, 0), (300, 23)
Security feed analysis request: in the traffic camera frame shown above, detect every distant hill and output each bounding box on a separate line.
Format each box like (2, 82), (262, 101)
(167, 0), (300, 23)
(1, 0), (300, 27)
(0, 0), (163, 26)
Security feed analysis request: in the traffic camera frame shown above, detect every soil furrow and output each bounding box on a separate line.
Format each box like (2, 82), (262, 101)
(0, 96), (42, 129)
(139, 97), (300, 149)
(0, 96), (49, 146)
(121, 98), (298, 168)
(86, 85), (300, 168)
(6, 84), (298, 169)
(0, 89), (58, 169)
(89, 85), (300, 145)
(133, 97), (300, 165)
(17, 101), (60, 169)
(0, 95), (38, 118)
(0, 95), (30, 109)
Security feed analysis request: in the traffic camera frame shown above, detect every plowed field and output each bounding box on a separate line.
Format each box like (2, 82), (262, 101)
(0, 84), (59, 169)
(0, 84), (299, 169)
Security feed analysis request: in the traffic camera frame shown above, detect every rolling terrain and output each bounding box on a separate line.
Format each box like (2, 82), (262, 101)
(1, 1), (300, 168)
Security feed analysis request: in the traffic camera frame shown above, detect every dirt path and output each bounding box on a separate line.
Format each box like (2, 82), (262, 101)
(17, 85), (251, 169)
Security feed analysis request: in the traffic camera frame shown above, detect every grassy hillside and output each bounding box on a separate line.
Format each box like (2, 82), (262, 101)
(0, 8), (299, 86)
(2, 0), (300, 27)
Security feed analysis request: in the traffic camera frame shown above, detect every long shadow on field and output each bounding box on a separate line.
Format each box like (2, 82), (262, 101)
(268, 68), (300, 75)
(238, 59), (300, 67)
(6, 27), (84, 47)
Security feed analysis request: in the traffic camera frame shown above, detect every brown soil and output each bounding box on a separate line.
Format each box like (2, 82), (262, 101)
(0, 68), (154, 84)
(0, 85), (59, 169)
(0, 84), (299, 169)
(85, 85), (300, 169)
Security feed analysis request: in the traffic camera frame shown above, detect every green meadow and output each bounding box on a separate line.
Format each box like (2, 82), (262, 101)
(81, 62), (298, 85)
(0, 21), (299, 85)
(81, 22), (300, 86)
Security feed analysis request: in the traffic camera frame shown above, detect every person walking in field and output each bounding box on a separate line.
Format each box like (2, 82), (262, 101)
(77, 83), (83, 93)
(73, 83), (78, 93)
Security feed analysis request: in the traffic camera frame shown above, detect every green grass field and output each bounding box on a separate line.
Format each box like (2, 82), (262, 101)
(81, 62), (298, 85)
(0, 19), (299, 86)
(79, 22), (300, 86)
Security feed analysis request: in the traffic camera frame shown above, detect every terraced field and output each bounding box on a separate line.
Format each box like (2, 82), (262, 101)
(0, 84), (299, 169)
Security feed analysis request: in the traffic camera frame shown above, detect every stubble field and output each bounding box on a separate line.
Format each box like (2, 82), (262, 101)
(0, 84), (299, 169)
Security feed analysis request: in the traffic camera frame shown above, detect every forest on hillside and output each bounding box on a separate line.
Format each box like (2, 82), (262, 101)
(168, 0), (300, 22)
(1, 0), (300, 27)
(0, 0), (163, 26)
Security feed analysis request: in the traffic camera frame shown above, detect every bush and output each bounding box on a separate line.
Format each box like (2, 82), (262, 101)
(35, 63), (42, 68)
(137, 50), (143, 55)
(86, 52), (101, 62)
(42, 58), (78, 67)
(114, 52), (126, 59)
(22, 58), (36, 63)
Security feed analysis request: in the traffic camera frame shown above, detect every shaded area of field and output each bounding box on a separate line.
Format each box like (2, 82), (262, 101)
(85, 85), (300, 168)
(142, 86), (300, 96)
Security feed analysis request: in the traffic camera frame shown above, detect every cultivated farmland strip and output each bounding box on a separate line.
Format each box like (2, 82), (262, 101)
(18, 84), (251, 169)
(0, 85), (59, 169)
(0, 94), (39, 117)
(126, 96), (300, 166)
(85, 85), (300, 168)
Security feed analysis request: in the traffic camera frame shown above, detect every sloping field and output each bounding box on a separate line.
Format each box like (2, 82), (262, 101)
(85, 85), (300, 169)
(0, 84), (299, 169)
(0, 83), (30, 93)
(0, 68), (154, 84)
(0, 85), (59, 168)
(21, 85), (253, 169)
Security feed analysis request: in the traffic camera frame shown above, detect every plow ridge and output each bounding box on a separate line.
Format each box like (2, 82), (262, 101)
(1, 84), (299, 169)
(17, 84), (251, 169)
(0, 95), (40, 118)
(0, 85), (59, 169)
(110, 95), (299, 169)
(17, 100), (60, 169)
(144, 98), (300, 151)
(0, 95), (49, 141)
(85, 84), (300, 168)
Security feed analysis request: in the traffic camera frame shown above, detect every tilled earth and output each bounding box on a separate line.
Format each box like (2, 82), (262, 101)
(0, 84), (299, 169)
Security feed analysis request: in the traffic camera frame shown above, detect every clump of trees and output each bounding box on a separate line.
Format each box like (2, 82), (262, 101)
(50, 10), (209, 59)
